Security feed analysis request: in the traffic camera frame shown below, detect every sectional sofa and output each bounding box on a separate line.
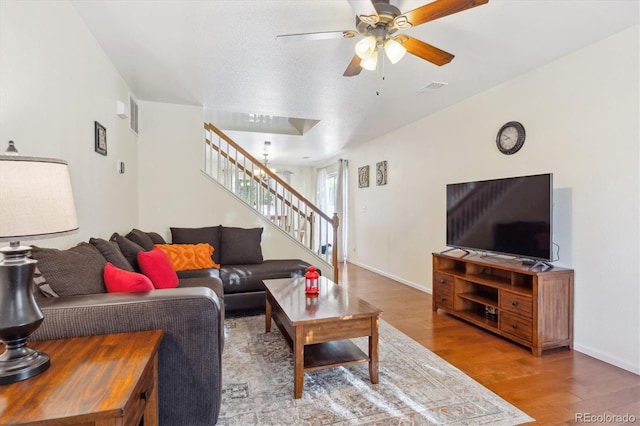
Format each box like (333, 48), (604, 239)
(28, 226), (314, 425)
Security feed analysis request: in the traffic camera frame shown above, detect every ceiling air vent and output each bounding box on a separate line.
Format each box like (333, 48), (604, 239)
(419, 82), (448, 93)
(129, 95), (139, 135)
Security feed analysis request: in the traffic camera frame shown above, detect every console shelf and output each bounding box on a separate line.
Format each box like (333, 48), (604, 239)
(457, 292), (497, 308)
(433, 252), (574, 356)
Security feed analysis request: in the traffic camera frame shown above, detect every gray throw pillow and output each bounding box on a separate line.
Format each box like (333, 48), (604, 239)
(89, 237), (135, 272)
(110, 233), (146, 271)
(146, 231), (166, 245)
(220, 226), (264, 265)
(171, 225), (222, 265)
(32, 265), (60, 298)
(126, 228), (155, 251)
(29, 243), (107, 297)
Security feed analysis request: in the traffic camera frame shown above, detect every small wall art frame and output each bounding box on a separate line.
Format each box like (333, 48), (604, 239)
(376, 160), (387, 186)
(358, 165), (370, 188)
(94, 121), (107, 156)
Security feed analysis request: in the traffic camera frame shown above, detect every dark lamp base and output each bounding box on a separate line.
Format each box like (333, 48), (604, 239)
(0, 347), (50, 385)
(0, 243), (50, 385)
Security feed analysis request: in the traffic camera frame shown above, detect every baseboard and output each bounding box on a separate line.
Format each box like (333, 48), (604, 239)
(573, 343), (640, 375)
(346, 259), (431, 294)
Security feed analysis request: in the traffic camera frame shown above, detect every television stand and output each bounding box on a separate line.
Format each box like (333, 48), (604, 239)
(432, 252), (574, 356)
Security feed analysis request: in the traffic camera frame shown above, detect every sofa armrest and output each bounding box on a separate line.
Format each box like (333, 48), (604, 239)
(32, 288), (222, 426)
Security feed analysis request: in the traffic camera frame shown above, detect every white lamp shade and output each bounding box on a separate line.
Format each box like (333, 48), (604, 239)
(384, 38), (407, 64)
(0, 156), (78, 241)
(355, 36), (377, 59)
(360, 49), (378, 71)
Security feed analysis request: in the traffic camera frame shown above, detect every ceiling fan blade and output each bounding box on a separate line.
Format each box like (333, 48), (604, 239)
(396, 35), (454, 66)
(276, 30), (357, 42)
(343, 54), (363, 77)
(347, 0), (379, 25)
(394, 0), (488, 29)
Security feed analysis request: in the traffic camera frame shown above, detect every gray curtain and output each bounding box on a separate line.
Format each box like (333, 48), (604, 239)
(335, 159), (348, 262)
(314, 167), (328, 254)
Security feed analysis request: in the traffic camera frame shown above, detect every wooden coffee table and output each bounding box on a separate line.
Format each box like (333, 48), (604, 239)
(264, 276), (382, 399)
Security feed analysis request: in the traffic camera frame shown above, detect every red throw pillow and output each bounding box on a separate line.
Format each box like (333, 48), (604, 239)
(103, 262), (154, 293)
(137, 247), (179, 289)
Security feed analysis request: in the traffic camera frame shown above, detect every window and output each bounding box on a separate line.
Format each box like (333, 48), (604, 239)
(325, 173), (337, 216)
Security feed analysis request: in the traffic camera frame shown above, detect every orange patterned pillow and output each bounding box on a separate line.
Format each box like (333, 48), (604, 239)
(153, 243), (220, 271)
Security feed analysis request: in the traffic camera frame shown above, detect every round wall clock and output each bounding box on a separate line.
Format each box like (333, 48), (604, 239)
(496, 121), (526, 155)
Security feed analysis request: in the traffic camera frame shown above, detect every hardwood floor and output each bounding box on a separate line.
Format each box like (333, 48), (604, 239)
(338, 262), (640, 425)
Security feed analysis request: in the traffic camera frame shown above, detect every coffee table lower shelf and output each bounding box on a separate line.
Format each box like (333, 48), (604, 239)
(303, 340), (369, 372)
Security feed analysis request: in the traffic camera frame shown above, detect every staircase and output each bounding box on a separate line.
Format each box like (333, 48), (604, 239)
(203, 123), (339, 283)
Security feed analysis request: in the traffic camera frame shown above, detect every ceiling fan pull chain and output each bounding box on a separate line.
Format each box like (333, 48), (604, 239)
(376, 53), (385, 97)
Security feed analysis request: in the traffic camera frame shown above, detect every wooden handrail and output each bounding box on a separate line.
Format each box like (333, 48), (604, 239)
(205, 123), (333, 224)
(204, 122), (339, 283)
(207, 140), (310, 218)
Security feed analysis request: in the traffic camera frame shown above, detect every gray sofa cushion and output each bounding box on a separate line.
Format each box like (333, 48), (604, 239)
(220, 226), (264, 265)
(111, 233), (146, 271)
(146, 231), (167, 245)
(220, 259), (311, 294)
(89, 237), (134, 272)
(126, 228), (155, 251)
(32, 266), (60, 298)
(30, 243), (107, 297)
(171, 225), (222, 265)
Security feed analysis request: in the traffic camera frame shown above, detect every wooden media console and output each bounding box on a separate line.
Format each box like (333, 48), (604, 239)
(433, 252), (573, 356)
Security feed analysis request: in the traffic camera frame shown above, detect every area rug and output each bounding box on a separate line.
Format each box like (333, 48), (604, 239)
(219, 314), (534, 425)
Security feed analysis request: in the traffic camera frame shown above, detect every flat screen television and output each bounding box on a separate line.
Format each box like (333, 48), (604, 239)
(446, 173), (553, 261)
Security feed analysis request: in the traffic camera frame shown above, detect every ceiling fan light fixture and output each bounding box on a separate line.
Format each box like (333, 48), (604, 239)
(360, 49), (378, 71)
(384, 38), (407, 64)
(355, 35), (376, 59)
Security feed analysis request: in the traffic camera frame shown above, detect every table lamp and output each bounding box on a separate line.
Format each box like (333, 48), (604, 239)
(0, 141), (78, 384)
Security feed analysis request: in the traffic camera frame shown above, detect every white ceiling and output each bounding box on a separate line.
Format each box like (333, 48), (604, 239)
(71, 0), (638, 166)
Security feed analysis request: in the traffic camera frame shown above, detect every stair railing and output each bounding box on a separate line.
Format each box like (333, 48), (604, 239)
(203, 123), (339, 283)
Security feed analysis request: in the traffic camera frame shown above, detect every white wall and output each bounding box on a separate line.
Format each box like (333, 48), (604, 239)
(0, 0), (139, 247)
(137, 101), (332, 274)
(345, 26), (639, 373)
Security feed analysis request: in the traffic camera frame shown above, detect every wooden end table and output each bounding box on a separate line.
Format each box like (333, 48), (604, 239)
(0, 329), (163, 426)
(264, 276), (382, 399)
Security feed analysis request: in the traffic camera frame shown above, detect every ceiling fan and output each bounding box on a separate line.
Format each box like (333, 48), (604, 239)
(276, 0), (488, 77)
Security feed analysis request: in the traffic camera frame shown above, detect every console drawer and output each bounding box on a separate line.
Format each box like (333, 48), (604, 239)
(433, 273), (454, 310)
(500, 312), (532, 342)
(500, 291), (533, 318)
(124, 354), (156, 424)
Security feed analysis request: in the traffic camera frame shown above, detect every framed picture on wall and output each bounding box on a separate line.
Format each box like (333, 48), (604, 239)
(94, 121), (107, 156)
(376, 160), (387, 186)
(358, 165), (369, 188)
